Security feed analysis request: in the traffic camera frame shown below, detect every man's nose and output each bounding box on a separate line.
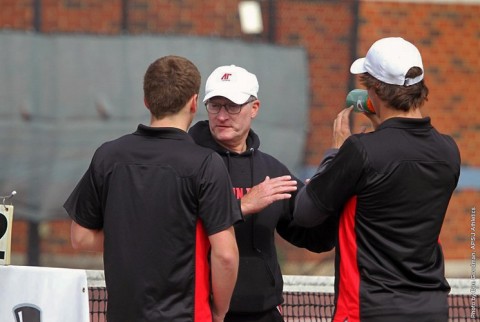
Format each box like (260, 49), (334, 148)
(216, 107), (230, 119)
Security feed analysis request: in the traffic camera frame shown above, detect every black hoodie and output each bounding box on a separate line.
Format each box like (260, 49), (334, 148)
(189, 120), (336, 313)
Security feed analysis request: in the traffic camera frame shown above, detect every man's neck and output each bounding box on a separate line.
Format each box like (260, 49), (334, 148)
(216, 140), (247, 154)
(150, 115), (191, 132)
(147, 96), (196, 132)
(379, 105), (423, 122)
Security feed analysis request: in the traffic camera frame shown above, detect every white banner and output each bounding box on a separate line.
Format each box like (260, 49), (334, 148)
(0, 204), (14, 265)
(0, 265), (89, 322)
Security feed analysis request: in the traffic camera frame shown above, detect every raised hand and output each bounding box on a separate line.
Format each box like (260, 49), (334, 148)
(333, 106), (354, 149)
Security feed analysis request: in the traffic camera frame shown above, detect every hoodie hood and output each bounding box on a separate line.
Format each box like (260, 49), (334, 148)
(188, 120), (260, 155)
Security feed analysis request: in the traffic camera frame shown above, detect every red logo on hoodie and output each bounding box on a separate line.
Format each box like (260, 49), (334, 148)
(232, 187), (251, 199)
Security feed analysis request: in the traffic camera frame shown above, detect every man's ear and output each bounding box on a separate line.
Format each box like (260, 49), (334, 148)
(190, 94), (198, 113)
(144, 97), (149, 109)
(251, 99), (260, 119)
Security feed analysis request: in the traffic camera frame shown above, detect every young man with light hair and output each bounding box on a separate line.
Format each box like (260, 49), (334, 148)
(294, 37), (461, 322)
(65, 55), (242, 322)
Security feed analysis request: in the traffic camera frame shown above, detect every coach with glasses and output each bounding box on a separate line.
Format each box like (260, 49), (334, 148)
(189, 65), (336, 322)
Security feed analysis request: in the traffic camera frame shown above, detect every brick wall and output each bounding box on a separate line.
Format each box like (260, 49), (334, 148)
(2, 0), (479, 274)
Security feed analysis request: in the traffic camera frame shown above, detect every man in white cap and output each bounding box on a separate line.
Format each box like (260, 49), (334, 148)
(293, 37), (461, 321)
(189, 65), (336, 322)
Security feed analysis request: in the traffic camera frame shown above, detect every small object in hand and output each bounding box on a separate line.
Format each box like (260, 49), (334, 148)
(346, 89), (375, 114)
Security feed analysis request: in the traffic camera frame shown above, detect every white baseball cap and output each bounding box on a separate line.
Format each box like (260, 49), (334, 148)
(350, 37), (424, 86)
(203, 65), (259, 104)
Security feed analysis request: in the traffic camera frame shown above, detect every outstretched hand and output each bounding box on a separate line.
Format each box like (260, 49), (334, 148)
(241, 175), (297, 216)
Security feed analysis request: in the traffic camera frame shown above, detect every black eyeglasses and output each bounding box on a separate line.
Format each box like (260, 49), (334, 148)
(205, 98), (256, 114)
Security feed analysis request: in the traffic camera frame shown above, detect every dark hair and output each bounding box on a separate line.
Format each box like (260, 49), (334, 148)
(143, 55), (201, 118)
(359, 67), (429, 112)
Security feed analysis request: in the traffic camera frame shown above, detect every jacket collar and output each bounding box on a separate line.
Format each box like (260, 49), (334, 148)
(134, 124), (193, 141)
(377, 117), (432, 131)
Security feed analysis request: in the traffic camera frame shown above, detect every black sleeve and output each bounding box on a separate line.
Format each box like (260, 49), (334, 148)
(292, 185), (324, 227)
(292, 149), (338, 228)
(315, 148), (339, 173)
(275, 171), (336, 253)
(276, 213), (337, 253)
(197, 152), (243, 236)
(63, 155), (104, 230)
(293, 137), (365, 227)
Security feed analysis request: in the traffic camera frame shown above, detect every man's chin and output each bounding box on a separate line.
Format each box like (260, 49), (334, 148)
(212, 129), (235, 142)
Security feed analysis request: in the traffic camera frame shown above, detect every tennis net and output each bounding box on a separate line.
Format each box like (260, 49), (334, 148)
(86, 271), (479, 321)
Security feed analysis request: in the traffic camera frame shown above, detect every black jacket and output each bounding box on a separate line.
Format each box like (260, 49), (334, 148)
(189, 120), (336, 313)
(64, 126), (242, 321)
(296, 117), (460, 321)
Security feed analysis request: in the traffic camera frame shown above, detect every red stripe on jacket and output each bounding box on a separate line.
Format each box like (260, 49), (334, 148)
(194, 219), (212, 321)
(334, 196), (360, 322)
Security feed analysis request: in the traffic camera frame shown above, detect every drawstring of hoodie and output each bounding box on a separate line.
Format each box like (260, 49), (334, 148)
(248, 148), (260, 253)
(225, 150), (232, 172)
